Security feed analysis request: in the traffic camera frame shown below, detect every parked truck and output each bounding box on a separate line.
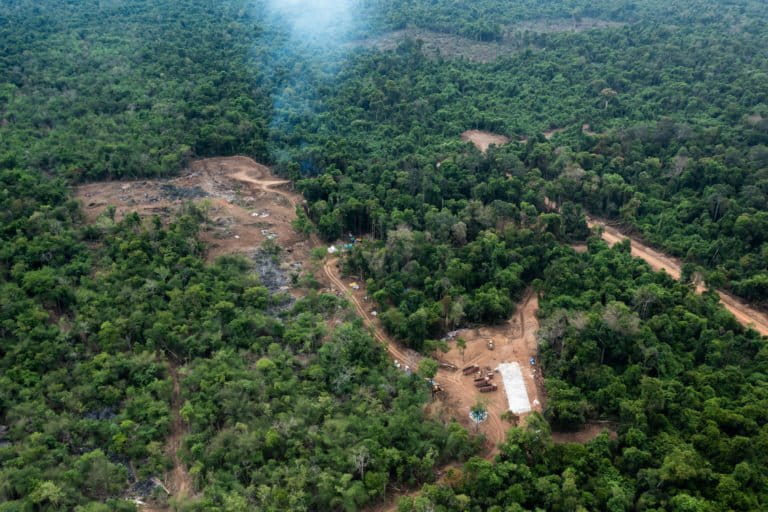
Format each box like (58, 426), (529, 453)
(462, 364), (479, 375)
(438, 360), (458, 371)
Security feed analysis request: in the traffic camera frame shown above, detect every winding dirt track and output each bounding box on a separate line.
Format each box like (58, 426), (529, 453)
(322, 258), (420, 368)
(321, 259), (538, 512)
(321, 256), (545, 452)
(590, 219), (768, 336)
(229, 169), (293, 197)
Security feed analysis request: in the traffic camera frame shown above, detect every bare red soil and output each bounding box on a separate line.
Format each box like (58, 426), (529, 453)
(439, 293), (544, 452)
(76, 156), (311, 264)
(543, 127), (566, 140)
(461, 130), (510, 153)
(323, 260), (548, 452)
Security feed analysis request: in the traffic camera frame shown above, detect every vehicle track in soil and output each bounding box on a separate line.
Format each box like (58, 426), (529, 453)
(321, 257), (541, 448)
(324, 258), (547, 511)
(166, 362), (193, 501)
(322, 258), (419, 368)
(320, 258), (514, 511)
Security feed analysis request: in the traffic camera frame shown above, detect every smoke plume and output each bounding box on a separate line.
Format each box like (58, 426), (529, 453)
(265, 0), (355, 47)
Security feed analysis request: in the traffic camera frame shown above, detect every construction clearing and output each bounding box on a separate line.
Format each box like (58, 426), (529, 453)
(429, 292), (544, 450)
(75, 157), (644, 511)
(75, 156), (313, 265)
(323, 256), (545, 451)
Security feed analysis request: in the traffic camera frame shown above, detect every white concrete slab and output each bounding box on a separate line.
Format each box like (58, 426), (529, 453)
(498, 362), (531, 414)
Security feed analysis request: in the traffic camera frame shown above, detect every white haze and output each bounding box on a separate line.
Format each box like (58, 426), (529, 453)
(259, 0), (363, 162)
(265, 0), (354, 46)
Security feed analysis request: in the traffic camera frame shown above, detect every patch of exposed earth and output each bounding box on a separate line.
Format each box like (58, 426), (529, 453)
(461, 130), (510, 153)
(591, 218), (768, 336)
(75, 156), (313, 265)
(543, 127), (567, 140)
(76, 157), (318, 512)
(324, 258), (546, 454)
(551, 422), (618, 444)
(459, 125), (579, 152)
(437, 293), (544, 454)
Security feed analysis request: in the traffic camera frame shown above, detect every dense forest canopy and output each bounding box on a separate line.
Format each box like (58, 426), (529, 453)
(2, 0), (768, 511)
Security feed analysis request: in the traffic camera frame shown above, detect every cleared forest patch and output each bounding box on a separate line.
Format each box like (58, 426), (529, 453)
(461, 130), (510, 152)
(352, 28), (516, 62)
(352, 19), (625, 63)
(510, 18), (626, 35)
(438, 293), (544, 452)
(543, 127), (566, 139)
(322, 260), (545, 453)
(75, 156), (312, 265)
(76, 157), (319, 512)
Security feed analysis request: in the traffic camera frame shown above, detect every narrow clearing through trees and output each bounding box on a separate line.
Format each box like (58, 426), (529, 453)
(166, 362), (191, 500)
(590, 218), (768, 336)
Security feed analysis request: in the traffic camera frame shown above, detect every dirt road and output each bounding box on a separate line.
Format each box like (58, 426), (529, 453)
(590, 219), (768, 336)
(166, 362), (193, 500)
(321, 256), (545, 452)
(229, 168), (293, 201)
(322, 258), (419, 369)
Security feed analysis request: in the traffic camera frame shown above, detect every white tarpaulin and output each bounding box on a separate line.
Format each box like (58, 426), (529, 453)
(498, 362), (531, 414)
